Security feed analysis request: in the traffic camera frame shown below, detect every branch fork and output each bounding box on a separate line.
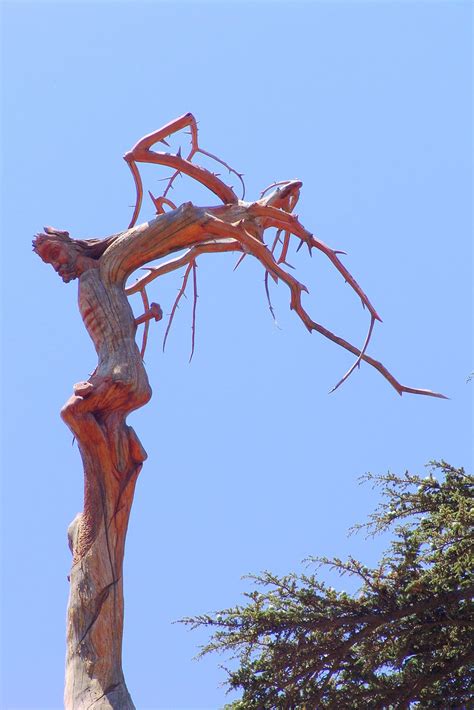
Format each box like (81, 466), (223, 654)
(117, 114), (445, 398)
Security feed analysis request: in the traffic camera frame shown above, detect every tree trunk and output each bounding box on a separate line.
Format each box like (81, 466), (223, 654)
(61, 268), (151, 709)
(63, 418), (147, 709)
(52, 203), (218, 708)
(35, 203), (246, 710)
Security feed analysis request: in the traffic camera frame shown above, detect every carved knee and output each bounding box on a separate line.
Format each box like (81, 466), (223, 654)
(60, 395), (82, 426)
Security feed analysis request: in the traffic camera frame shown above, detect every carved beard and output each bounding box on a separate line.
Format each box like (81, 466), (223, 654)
(55, 262), (78, 282)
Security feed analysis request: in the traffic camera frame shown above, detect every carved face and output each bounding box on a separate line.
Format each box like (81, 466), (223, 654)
(35, 238), (79, 283)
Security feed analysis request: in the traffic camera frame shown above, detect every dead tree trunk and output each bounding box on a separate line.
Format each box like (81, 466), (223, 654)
(61, 270), (150, 709)
(34, 113), (444, 710)
(35, 208), (203, 708)
(56, 256), (153, 706)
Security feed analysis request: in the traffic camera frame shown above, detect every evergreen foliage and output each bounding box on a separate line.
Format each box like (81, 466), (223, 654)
(183, 462), (473, 708)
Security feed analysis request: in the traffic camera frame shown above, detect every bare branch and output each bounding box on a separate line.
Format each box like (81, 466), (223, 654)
(264, 271), (278, 324)
(248, 204), (382, 322)
(190, 261), (198, 362)
(139, 287), (150, 359)
(125, 238), (241, 297)
(329, 315), (376, 394)
(163, 261), (194, 352)
(204, 215), (446, 398)
(124, 113), (242, 227)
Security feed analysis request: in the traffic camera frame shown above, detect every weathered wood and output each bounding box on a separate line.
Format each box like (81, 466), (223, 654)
(60, 256), (151, 709)
(34, 114), (444, 710)
(34, 204), (250, 709)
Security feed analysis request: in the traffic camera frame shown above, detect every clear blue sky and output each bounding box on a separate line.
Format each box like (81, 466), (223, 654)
(1, 2), (472, 708)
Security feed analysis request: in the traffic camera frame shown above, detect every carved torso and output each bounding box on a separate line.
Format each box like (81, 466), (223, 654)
(77, 267), (151, 414)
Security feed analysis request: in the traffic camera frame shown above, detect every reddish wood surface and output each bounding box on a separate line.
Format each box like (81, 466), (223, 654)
(34, 114), (444, 710)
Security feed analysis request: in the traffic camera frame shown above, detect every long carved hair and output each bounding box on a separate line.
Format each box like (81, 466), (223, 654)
(33, 229), (120, 261)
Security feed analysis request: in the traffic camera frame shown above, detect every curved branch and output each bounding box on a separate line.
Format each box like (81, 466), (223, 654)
(190, 260), (198, 361)
(124, 153), (238, 228)
(197, 146), (246, 200)
(149, 192), (177, 215)
(163, 261), (194, 353)
(329, 315), (376, 394)
(204, 216), (447, 398)
(139, 286), (150, 359)
(127, 113), (197, 154)
(248, 204), (382, 322)
(124, 157), (145, 229)
(124, 113), (240, 228)
(125, 238), (241, 296)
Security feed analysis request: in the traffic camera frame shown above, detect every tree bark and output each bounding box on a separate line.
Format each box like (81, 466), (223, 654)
(43, 203), (243, 709)
(61, 267), (150, 709)
(29, 204), (220, 707)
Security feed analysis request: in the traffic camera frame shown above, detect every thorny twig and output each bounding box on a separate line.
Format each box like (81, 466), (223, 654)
(190, 260), (198, 362)
(124, 113), (244, 228)
(139, 287), (150, 359)
(264, 270), (278, 325)
(162, 260), (194, 354)
(123, 114), (446, 398)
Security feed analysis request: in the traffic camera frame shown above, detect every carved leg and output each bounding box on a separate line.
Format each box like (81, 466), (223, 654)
(61, 379), (147, 709)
